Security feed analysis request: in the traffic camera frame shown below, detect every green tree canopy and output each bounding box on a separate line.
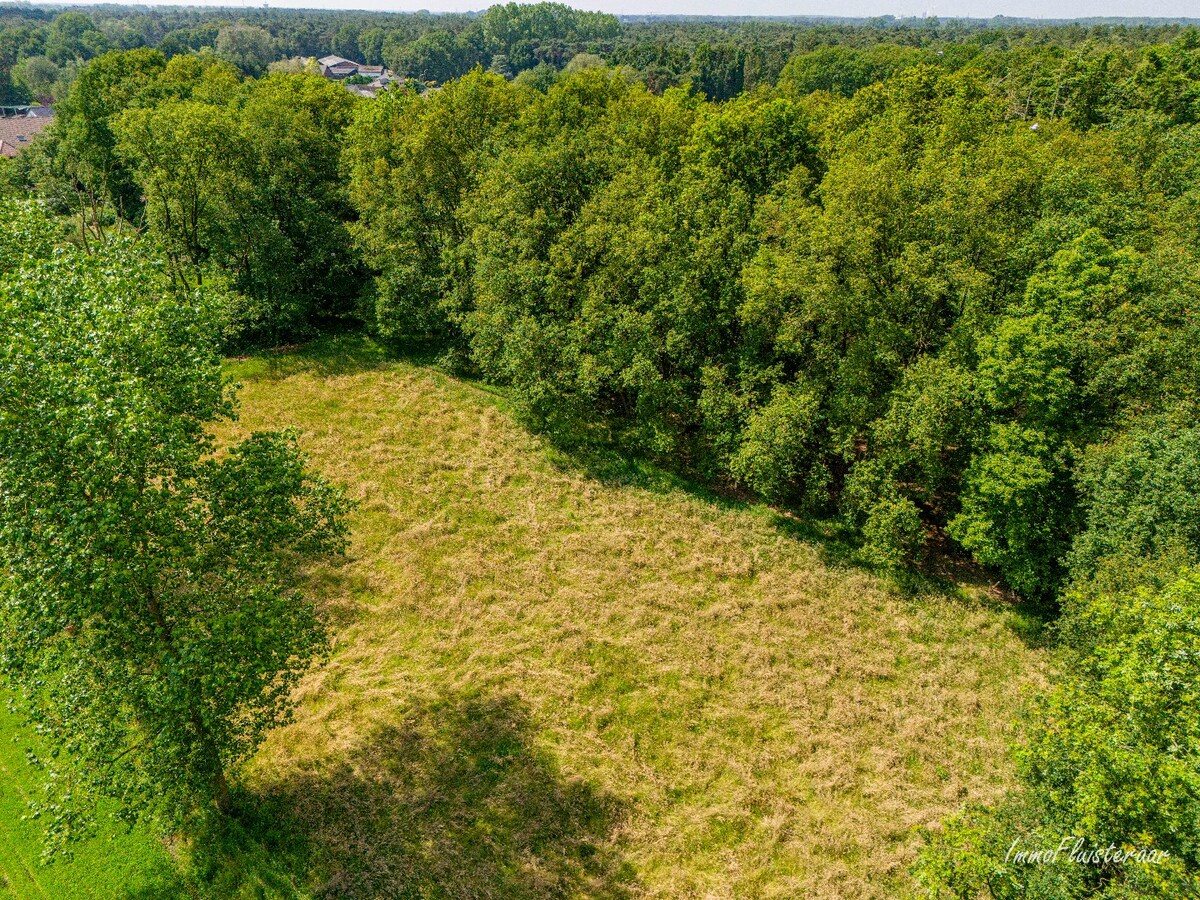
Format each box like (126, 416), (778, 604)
(0, 203), (351, 847)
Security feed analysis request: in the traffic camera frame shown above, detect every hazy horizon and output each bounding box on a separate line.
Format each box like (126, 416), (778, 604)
(16, 0), (1200, 23)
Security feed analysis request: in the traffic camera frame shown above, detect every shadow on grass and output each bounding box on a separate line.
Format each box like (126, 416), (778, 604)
(541, 434), (1056, 645)
(226, 334), (395, 383)
(545, 435), (860, 565)
(128, 690), (634, 900)
(226, 332), (491, 392)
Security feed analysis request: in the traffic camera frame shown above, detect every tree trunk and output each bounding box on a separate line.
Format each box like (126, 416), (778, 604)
(213, 764), (233, 815)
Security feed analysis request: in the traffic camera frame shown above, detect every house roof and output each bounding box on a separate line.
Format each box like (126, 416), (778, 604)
(323, 62), (361, 80)
(0, 113), (51, 157)
(318, 55), (350, 67)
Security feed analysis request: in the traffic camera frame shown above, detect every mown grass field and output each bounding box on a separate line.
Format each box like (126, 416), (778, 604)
(2, 336), (1050, 898)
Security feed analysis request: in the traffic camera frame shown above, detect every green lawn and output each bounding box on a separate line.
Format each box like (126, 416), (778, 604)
(2, 336), (1050, 897)
(0, 702), (179, 899)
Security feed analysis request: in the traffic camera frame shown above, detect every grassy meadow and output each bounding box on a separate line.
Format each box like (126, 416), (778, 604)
(2, 336), (1050, 898)
(226, 337), (1049, 898)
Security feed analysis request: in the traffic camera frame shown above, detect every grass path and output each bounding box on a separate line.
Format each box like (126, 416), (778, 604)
(219, 338), (1050, 899)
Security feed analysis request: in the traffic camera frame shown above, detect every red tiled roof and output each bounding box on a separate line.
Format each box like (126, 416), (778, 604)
(0, 114), (51, 157)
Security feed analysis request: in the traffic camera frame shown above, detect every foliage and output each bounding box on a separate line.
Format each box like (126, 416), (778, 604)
(6, 8), (1200, 894)
(343, 70), (529, 344)
(113, 64), (360, 345)
(214, 23), (274, 77)
(729, 381), (825, 505)
(37, 48), (167, 238)
(11, 53), (57, 99)
(778, 44), (927, 98)
(1069, 426), (1200, 582)
(916, 571), (1200, 898)
(0, 204), (351, 849)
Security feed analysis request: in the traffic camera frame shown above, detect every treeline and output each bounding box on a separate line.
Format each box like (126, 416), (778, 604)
(3, 15), (1200, 897)
(341, 39), (1200, 604)
(2, 3), (1198, 103)
(0, 2), (623, 101)
(0, 3), (621, 101)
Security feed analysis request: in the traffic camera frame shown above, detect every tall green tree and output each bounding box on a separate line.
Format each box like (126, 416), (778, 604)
(11, 54), (59, 101)
(214, 23), (275, 77)
(41, 48), (167, 243)
(344, 70), (528, 342)
(117, 71), (360, 344)
(0, 204), (351, 847)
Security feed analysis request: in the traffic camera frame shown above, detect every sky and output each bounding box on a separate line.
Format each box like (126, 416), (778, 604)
(44, 0), (1199, 20)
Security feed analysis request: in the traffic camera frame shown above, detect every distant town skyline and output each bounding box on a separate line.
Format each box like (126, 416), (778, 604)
(27, 0), (1200, 21)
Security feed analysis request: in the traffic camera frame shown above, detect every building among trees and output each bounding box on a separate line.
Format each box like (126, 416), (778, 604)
(317, 54), (394, 95)
(0, 105), (52, 157)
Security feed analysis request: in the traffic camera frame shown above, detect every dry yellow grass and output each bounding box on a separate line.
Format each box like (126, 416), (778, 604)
(219, 338), (1049, 899)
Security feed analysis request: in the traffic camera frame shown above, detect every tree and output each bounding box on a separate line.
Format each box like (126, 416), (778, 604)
(227, 72), (362, 339)
(117, 71), (361, 345)
(563, 51), (604, 74)
(777, 44), (925, 99)
(116, 98), (235, 292)
(0, 203), (351, 847)
(392, 29), (469, 84)
(916, 571), (1200, 898)
(488, 53), (514, 79)
(730, 381), (826, 504)
(950, 231), (1161, 600)
(1069, 425), (1200, 581)
(358, 27), (386, 66)
(12, 54), (59, 101)
(691, 42), (744, 102)
(214, 23), (274, 77)
(42, 48), (168, 243)
(44, 12), (110, 65)
(344, 69), (527, 342)
(332, 22), (359, 62)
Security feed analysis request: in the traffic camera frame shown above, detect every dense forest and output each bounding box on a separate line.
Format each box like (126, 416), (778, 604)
(1, 4), (1200, 898)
